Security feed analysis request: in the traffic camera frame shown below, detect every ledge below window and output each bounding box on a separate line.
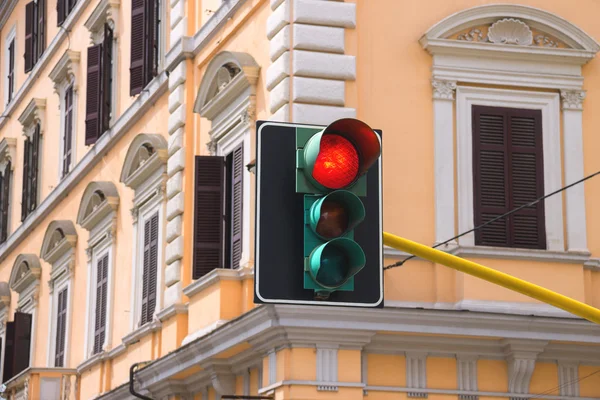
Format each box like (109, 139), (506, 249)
(384, 244), (590, 264)
(122, 320), (162, 346)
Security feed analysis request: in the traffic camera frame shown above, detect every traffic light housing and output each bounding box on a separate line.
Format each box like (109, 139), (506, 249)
(255, 119), (383, 308)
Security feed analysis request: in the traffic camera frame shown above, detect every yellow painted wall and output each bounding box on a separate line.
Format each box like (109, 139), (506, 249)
(529, 362), (559, 394)
(366, 354), (406, 386)
(478, 359), (508, 392)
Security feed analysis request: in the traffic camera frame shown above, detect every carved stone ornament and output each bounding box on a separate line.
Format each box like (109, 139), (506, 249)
(432, 80), (457, 100)
(206, 140), (218, 155)
(241, 103), (256, 125)
(457, 28), (486, 42)
(487, 18), (533, 46)
(560, 90), (586, 110)
(534, 35), (558, 48)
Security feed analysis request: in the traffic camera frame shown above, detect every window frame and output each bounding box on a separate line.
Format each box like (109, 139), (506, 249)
(46, 256), (72, 368)
(456, 86), (563, 251)
(58, 82), (77, 179)
(4, 25), (16, 107)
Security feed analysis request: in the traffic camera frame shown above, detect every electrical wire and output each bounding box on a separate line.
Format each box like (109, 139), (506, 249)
(528, 368), (600, 399)
(384, 170), (600, 271)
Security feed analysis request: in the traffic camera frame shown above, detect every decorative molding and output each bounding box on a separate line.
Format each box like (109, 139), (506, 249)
(84, 0), (121, 40)
(18, 98), (46, 137)
(9, 254), (42, 294)
(0, 138), (17, 170)
(558, 362), (579, 397)
(182, 268), (248, 298)
(487, 18), (533, 46)
(40, 221), (77, 265)
(406, 352), (428, 398)
(503, 339), (547, 397)
(120, 134), (168, 191)
(76, 181), (120, 231)
(156, 303), (188, 322)
(268, 349), (277, 386)
(316, 346), (338, 391)
(560, 90), (586, 111)
(457, 355), (478, 400)
(205, 362), (235, 396)
(48, 50), (81, 92)
(432, 80), (457, 100)
(457, 28), (485, 42)
(584, 258), (600, 272)
(122, 320), (162, 346)
(0, 281), (10, 311)
(0, 0), (18, 31)
(364, 386), (598, 400)
(76, 351), (107, 374)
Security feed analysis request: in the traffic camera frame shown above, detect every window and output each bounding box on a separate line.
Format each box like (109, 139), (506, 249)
(4, 26), (16, 106)
(24, 0), (46, 73)
(41, 221), (76, 368)
(22, 124), (40, 221)
(49, 50), (81, 181)
(6, 254), (41, 382)
(130, 0), (163, 96)
(57, 0), (77, 26)
(472, 106), (546, 249)
(62, 86), (74, 176)
(76, 182), (119, 358)
(120, 134), (167, 335)
(193, 144), (244, 279)
(85, 24), (114, 146)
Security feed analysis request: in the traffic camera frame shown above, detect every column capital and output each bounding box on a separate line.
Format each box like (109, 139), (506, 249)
(432, 80), (457, 101)
(560, 89), (586, 111)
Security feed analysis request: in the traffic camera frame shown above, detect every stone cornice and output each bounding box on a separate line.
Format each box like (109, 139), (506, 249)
(49, 50), (81, 92)
(18, 98), (46, 137)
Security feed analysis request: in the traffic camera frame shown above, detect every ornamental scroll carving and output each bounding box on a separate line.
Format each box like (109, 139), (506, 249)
(456, 18), (561, 48)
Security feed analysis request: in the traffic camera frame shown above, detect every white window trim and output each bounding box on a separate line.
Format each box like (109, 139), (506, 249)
(158, 0), (167, 73)
(216, 122), (251, 270)
(455, 86), (563, 251)
(83, 227), (115, 359)
(46, 252), (73, 367)
(129, 192), (165, 334)
(0, 138), (16, 238)
(3, 24), (16, 108)
(16, 282), (39, 370)
(0, 294), (11, 383)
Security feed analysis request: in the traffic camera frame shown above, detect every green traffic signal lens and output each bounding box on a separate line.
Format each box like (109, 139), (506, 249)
(308, 238), (366, 289)
(309, 190), (366, 240)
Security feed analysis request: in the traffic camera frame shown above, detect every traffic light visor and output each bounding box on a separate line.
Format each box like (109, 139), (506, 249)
(303, 119), (381, 190)
(308, 238), (366, 289)
(308, 190), (366, 240)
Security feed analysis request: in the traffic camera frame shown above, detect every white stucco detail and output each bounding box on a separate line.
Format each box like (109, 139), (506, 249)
(168, 62), (187, 91)
(163, 281), (182, 308)
(170, 0), (184, 28)
(166, 215), (182, 243)
(266, 0), (289, 40)
(293, 77), (345, 106)
(167, 148), (185, 177)
(170, 17), (187, 45)
(293, 0), (356, 28)
(293, 24), (345, 54)
(270, 25), (289, 62)
(168, 85), (185, 113)
(167, 171), (182, 199)
(166, 192), (184, 221)
(164, 260), (181, 287)
(168, 105), (186, 135)
(293, 51), (356, 81)
(168, 128), (184, 156)
(269, 78), (290, 113)
(292, 104), (356, 125)
(266, 51), (290, 91)
(165, 236), (183, 264)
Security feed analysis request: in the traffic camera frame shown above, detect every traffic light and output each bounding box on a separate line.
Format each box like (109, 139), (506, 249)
(296, 119), (381, 300)
(255, 118), (383, 308)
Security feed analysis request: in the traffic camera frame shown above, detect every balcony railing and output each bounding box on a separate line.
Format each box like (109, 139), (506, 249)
(1, 368), (78, 400)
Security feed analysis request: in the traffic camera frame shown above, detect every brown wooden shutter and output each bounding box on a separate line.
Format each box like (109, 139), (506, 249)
(230, 145), (244, 269)
(1, 163), (11, 243)
(141, 212), (159, 325)
(24, 2), (34, 72)
(63, 86), (73, 176)
(151, 0), (160, 77)
(130, 0), (146, 96)
(101, 24), (113, 134)
(472, 106), (546, 249)
(54, 287), (67, 367)
(13, 312), (32, 376)
(85, 44), (103, 145)
(145, 0), (156, 81)
(8, 40), (14, 102)
(21, 140), (31, 222)
(57, 0), (65, 26)
(93, 254), (108, 354)
(37, 0), (46, 61)
(30, 125), (40, 213)
(3, 321), (15, 382)
(193, 156), (225, 279)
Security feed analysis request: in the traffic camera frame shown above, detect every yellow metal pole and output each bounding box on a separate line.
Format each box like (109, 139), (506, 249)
(383, 232), (600, 325)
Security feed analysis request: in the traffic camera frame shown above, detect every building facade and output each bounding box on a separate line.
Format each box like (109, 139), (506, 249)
(0, 0), (598, 399)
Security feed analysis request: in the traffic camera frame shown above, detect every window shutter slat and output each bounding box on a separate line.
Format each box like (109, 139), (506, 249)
(63, 86), (73, 176)
(30, 125), (40, 213)
(54, 287), (67, 367)
(37, 0), (46, 60)
(13, 312), (32, 376)
(130, 0), (146, 96)
(231, 145), (244, 269)
(472, 106), (545, 249)
(8, 40), (15, 102)
(85, 44), (103, 146)
(24, 2), (34, 72)
(145, 0), (156, 82)
(140, 217), (151, 325)
(3, 321), (15, 382)
(141, 212), (159, 325)
(93, 254), (108, 354)
(193, 156), (225, 279)
(101, 25), (113, 135)
(1, 163), (11, 243)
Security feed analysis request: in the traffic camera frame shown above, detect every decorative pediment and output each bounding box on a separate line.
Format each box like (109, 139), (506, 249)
(49, 50), (81, 92)
(84, 0), (120, 42)
(420, 4), (600, 64)
(0, 138), (17, 172)
(18, 98), (46, 138)
(77, 182), (120, 231)
(120, 134), (168, 191)
(9, 254), (41, 294)
(40, 221), (78, 265)
(194, 51), (260, 120)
